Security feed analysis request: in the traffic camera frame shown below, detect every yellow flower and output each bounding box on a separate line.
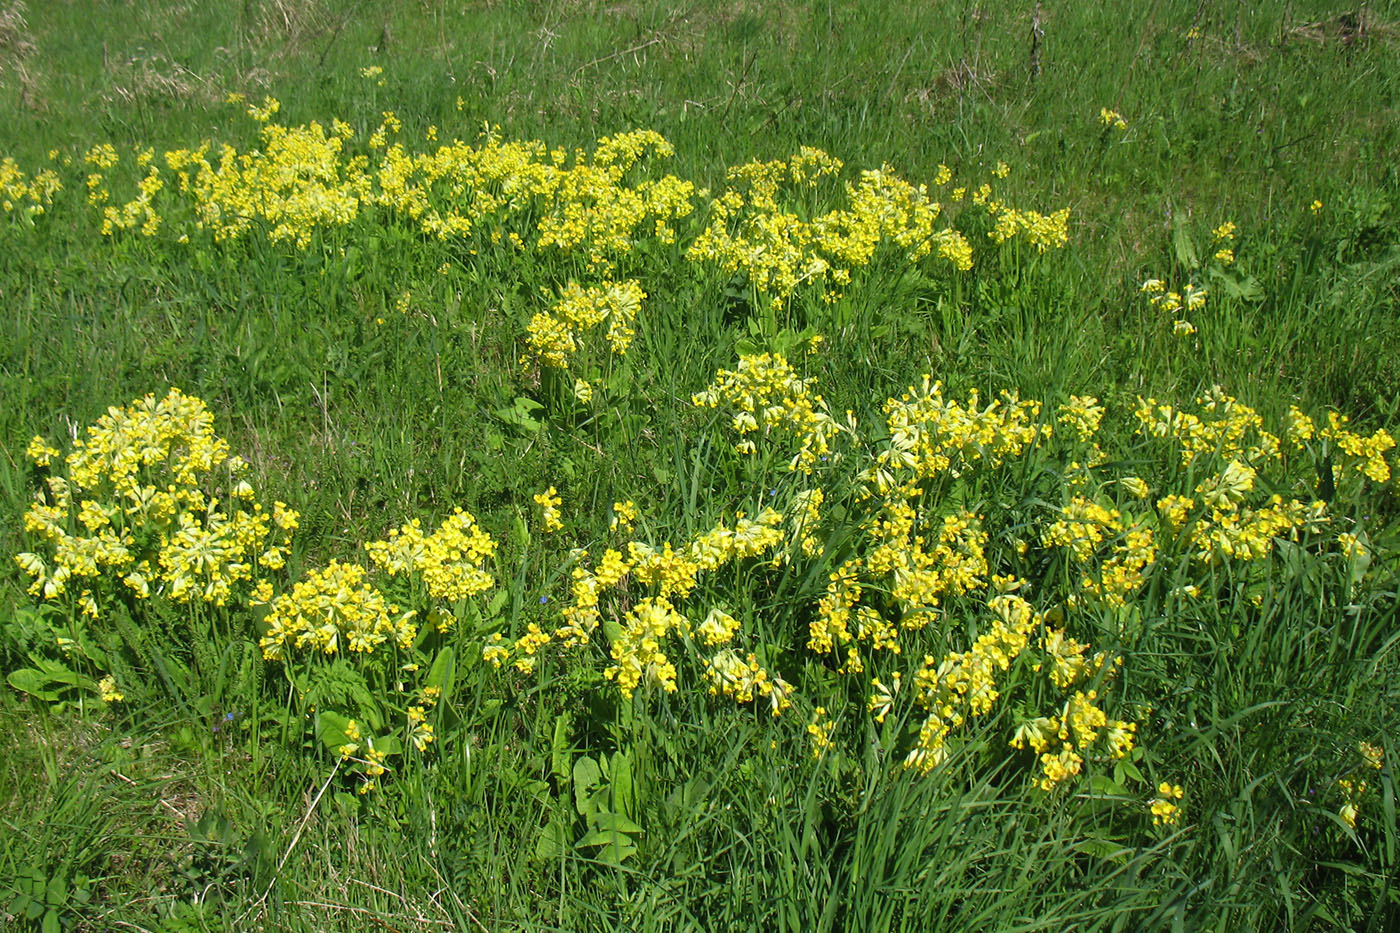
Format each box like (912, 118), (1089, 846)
(534, 487), (563, 533)
(98, 675), (124, 703)
(1099, 108), (1128, 130)
(611, 500), (638, 532)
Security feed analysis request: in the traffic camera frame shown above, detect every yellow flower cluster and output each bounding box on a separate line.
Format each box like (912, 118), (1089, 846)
(489, 507), (788, 699)
(0, 156), (62, 218)
(1135, 388), (1281, 468)
(1319, 411), (1396, 483)
(807, 706), (836, 758)
(705, 649), (792, 714)
(1129, 390), (1398, 564)
(866, 376), (1044, 491)
(986, 206), (1072, 251)
(687, 148), (1031, 305)
(16, 389), (294, 613)
(259, 560), (415, 659)
(1141, 278), (1208, 335)
(1042, 497), (1157, 607)
(364, 507), (496, 605)
(1100, 108), (1129, 130)
(1150, 781), (1185, 826)
(525, 279), (646, 368)
(904, 594), (1134, 783)
(692, 352), (845, 472)
(533, 487), (563, 533)
(112, 119), (696, 267)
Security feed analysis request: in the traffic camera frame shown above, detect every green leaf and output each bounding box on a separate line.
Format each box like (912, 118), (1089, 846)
(1172, 218), (1199, 270)
(426, 647), (456, 704)
(534, 818), (568, 860)
(573, 757), (602, 816)
(1075, 836), (1132, 862)
(551, 713), (573, 784)
(7, 668), (64, 701)
(42, 909), (61, 933)
(46, 872), (68, 907)
(370, 734), (402, 757)
(591, 837), (638, 865)
(315, 711), (354, 751)
(588, 810), (644, 835)
(1089, 775), (1129, 798)
(610, 750), (636, 820)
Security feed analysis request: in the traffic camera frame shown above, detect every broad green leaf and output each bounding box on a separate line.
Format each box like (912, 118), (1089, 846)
(1089, 775), (1129, 798)
(1172, 219), (1198, 269)
(7, 668), (63, 701)
(610, 750), (636, 820)
(573, 756), (602, 816)
(589, 837), (638, 865)
(426, 647), (456, 704)
(588, 810), (644, 835)
(534, 819), (568, 860)
(315, 711), (354, 750)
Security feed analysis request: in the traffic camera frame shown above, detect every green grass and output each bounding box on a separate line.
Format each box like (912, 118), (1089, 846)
(3, 1), (1400, 930)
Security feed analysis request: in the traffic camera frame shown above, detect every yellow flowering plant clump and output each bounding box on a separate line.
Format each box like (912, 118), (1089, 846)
(691, 351), (847, 472)
(257, 560), (413, 659)
(526, 279), (647, 369)
(0, 155), (63, 220)
(686, 148), (1058, 309)
(89, 117), (698, 272)
(12, 388), (296, 709)
(261, 504), (501, 794)
(16, 388), (294, 616)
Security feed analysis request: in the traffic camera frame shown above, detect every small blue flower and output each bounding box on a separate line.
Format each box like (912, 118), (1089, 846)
(539, 595), (549, 604)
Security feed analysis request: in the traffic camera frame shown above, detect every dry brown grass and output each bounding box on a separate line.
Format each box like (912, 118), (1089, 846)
(251, 0), (333, 44)
(1287, 9), (1400, 47)
(0, 0), (41, 107)
(105, 50), (206, 106)
(0, 0), (34, 66)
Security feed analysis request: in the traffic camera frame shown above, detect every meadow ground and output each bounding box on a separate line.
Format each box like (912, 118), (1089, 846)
(1, 1), (1398, 930)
